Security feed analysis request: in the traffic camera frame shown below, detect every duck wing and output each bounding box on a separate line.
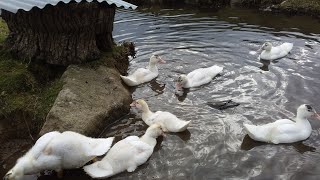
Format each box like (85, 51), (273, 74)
(264, 43), (293, 60)
(244, 119), (294, 143)
(153, 111), (190, 132)
(186, 66), (222, 88)
(131, 68), (151, 79)
(30, 131), (61, 159)
(269, 121), (310, 144)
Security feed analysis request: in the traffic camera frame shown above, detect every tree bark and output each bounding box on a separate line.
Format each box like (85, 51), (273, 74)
(1, 1), (116, 65)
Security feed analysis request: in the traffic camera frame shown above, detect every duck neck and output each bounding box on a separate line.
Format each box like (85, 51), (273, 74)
(148, 62), (158, 72)
(296, 114), (311, 125)
(182, 79), (189, 88)
(14, 154), (34, 175)
(141, 104), (153, 121)
(265, 47), (272, 52)
(140, 134), (157, 147)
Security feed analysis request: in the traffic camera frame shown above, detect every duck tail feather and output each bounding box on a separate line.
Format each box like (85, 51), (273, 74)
(88, 137), (114, 156)
(83, 161), (114, 179)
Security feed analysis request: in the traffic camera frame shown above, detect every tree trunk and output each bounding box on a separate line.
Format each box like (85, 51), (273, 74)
(1, 1), (116, 65)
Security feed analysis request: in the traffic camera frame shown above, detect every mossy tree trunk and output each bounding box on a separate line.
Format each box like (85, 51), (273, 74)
(1, 1), (115, 65)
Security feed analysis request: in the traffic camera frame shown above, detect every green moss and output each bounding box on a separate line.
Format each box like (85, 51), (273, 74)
(0, 17), (8, 44)
(83, 45), (127, 69)
(0, 55), (63, 121)
(0, 19), (64, 134)
(0, 60), (36, 93)
(279, 0), (320, 12)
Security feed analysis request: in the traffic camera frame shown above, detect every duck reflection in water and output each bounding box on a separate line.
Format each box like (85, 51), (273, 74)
(175, 88), (190, 102)
(259, 59), (271, 71)
(241, 135), (316, 153)
(148, 78), (166, 94)
(259, 58), (282, 71)
(175, 129), (191, 142)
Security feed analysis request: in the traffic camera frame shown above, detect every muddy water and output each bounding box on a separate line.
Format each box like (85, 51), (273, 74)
(2, 7), (320, 180)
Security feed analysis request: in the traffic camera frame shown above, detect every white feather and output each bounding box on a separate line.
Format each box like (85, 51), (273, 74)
(179, 65), (223, 89)
(145, 111), (190, 132)
(260, 43), (293, 60)
(120, 55), (164, 86)
(83, 125), (162, 179)
(243, 104), (315, 144)
(5, 131), (114, 179)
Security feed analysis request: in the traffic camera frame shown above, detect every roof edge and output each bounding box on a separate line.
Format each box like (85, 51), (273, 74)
(0, 0), (137, 15)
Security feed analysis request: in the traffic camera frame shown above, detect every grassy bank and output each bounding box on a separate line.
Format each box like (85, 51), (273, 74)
(0, 18), (64, 137)
(0, 17), (132, 138)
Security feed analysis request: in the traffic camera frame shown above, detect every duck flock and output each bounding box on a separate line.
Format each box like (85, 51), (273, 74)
(4, 42), (320, 180)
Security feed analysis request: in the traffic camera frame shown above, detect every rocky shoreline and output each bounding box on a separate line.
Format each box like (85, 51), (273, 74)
(40, 59), (132, 137)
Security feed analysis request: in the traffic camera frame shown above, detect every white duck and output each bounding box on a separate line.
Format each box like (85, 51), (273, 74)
(130, 99), (190, 132)
(175, 65), (223, 91)
(83, 124), (164, 179)
(120, 54), (166, 86)
(4, 131), (114, 180)
(258, 42), (293, 60)
(243, 104), (320, 144)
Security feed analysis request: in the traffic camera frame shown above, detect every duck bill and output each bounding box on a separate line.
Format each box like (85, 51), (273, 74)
(175, 82), (183, 91)
(3, 173), (11, 180)
(130, 101), (137, 107)
(257, 46), (263, 52)
(161, 131), (166, 138)
(312, 113), (320, 120)
(159, 57), (166, 64)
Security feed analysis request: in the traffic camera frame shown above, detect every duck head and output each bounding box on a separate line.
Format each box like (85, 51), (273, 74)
(4, 164), (24, 180)
(150, 54), (166, 65)
(297, 104), (320, 120)
(130, 99), (149, 112)
(145, 124), (165, 138)
(175, 75), (188, 91)
(261, 42), (272, 51)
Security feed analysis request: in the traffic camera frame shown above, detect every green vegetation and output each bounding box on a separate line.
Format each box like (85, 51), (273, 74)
(0, 18), (8, 43)
(279, 0), (320, 14)
(0, 18), (63, 133)
(84, 45), (125, 68)
(0, 18), (131, 135)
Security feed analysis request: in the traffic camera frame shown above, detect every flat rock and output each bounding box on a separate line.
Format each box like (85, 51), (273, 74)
(39, 65), (132, 137)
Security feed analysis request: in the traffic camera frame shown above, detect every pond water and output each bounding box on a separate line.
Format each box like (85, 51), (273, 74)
(2, 6), (320, 180)
(103, 7), (320, 180)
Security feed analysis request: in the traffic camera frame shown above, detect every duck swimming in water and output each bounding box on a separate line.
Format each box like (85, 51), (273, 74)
(257, 42), (293, 60)
(120, 54), (166, 86)
(243, 104), (320, 144)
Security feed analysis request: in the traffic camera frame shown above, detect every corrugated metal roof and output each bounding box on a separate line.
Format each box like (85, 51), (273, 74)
(0, 0), (137, 15)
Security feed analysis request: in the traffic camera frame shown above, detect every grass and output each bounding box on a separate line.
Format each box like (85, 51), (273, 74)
(0, 18), (64, 134)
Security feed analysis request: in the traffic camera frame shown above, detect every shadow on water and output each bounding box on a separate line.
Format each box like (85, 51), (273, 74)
(206, 99), (240, 110)
(241, 135), (316, 154)
(172, 129), (192, 142)
(240, 135), (265, 151)
(175, 88), (190, 102)
(148, 78), (166, 94)
(153, 136), (164, 152)
(127, 79), (166, 98)
(259, 59), (271, 71)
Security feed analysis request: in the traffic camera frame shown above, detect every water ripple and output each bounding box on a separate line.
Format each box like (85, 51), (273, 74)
(103, 8), (320, 180)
